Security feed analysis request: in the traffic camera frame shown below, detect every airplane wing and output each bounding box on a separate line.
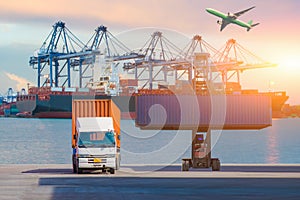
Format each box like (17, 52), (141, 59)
(220, 19), (230, 31)
(234, 6), (255, 17)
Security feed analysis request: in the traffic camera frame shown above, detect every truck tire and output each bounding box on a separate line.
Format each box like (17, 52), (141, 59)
(110, 168), (115, 174)
(77, 168), (83, 174)
(211, 159), (221, 171)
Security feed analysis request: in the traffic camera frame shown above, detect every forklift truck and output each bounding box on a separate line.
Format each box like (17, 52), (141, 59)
(182, 129), (221, 171)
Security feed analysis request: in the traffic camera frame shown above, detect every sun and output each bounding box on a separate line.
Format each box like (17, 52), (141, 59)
(277, 55), (300, 71)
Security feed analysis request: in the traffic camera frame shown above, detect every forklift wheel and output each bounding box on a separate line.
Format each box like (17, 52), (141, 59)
(181, 160), (189, 171)
(211, 159), (221, 171)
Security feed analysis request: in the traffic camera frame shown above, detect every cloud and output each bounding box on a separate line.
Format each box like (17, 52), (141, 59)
(0, 0), (213, 32)
(1, 0), (300, 37)
(4, 72), (34, 91)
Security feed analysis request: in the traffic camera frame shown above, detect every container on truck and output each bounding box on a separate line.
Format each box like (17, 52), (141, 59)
(72, 99), (121, 174)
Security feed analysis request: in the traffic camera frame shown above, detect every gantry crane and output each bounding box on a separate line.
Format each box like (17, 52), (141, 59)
(29, 21), (99, 88)
(179, 35), (222, 93)
(82, 25), (144, 93)
(123, 31), (189, 89)
(28, 21), (276, 95)
(212, 39), (276, 90)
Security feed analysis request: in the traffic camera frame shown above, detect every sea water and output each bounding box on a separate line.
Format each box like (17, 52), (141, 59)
(0, 117), (299, 164)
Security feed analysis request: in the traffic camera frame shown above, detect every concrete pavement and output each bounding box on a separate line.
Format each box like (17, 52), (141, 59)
(1, 164), (300, 199)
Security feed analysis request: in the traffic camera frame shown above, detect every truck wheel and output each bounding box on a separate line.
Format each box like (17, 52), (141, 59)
(211, 159), (221, 171)
(77, 168), (83, 174)
(181, 160), (189, 171)
(109, 168), (115, 174)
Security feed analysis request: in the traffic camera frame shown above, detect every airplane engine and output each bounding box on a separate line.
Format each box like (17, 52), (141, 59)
(228, 12), (237, 18)
(217, 20), (222, 25)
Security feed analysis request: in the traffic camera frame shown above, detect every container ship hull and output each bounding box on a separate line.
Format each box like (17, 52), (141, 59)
(16, 90), (288, 119)
(16, 94), (136, 119)
(262, 91), (289, 118)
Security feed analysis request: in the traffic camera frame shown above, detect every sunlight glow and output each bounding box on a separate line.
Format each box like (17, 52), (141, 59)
(278, 55), (300, 71)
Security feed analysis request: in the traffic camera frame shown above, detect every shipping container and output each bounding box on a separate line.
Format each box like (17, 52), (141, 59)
(51, 87), (63, 92)
(64, 87), (77, 92)
(120, 79), (138, 87)
(135, 94), (272, 131)
(72, 99), (121, 148)
(72, 99), (121, 174)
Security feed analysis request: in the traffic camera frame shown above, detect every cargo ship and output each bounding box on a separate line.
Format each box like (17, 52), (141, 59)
(16, 79), (137, 119)
(262, 91), (289, 118)
(16, 91), (135, 119)
(225, 82), (289, 118)
(15, 81), (289, 119)
(0, 88), (20, 117)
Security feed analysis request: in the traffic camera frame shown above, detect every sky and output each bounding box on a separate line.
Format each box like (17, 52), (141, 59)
(0, 0), (299, 104)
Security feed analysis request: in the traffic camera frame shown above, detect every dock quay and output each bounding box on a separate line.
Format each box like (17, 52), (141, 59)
(1, 164), (300, 199)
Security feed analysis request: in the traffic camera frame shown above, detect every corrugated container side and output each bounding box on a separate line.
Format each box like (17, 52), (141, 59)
(224, 95), (271, 129)
(135, 94), (271, 130)
(136, 95), (207, 129)
(72, 99), (120, 148)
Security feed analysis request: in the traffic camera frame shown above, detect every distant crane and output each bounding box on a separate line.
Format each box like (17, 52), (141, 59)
(123, 31), (189, 89)
(182, 35), (219, 60)
(180, 35), (220, 85)
(2, 88), (16, 103)
(83, 25), (144, 92)
(212, 39), (276, 88)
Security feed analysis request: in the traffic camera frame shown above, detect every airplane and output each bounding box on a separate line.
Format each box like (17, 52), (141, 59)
(206, 6), (260, 31)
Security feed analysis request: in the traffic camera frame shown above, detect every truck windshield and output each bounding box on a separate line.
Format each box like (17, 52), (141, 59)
(78, 131), (115, 148)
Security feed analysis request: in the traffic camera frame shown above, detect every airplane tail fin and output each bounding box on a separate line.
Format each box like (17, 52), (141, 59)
(247, 20), (259, 31)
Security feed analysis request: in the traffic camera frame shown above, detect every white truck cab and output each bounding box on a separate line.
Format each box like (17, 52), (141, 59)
(73, 117), (120, 174)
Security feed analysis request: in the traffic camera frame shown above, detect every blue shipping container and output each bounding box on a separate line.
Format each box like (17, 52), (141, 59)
(135, 94), (272, 131)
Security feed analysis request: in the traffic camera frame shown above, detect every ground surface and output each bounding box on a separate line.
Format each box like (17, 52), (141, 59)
(1, 164), (300, 200)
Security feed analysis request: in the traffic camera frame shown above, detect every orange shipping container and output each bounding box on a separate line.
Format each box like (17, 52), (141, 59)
(72, 99), (121, 148)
